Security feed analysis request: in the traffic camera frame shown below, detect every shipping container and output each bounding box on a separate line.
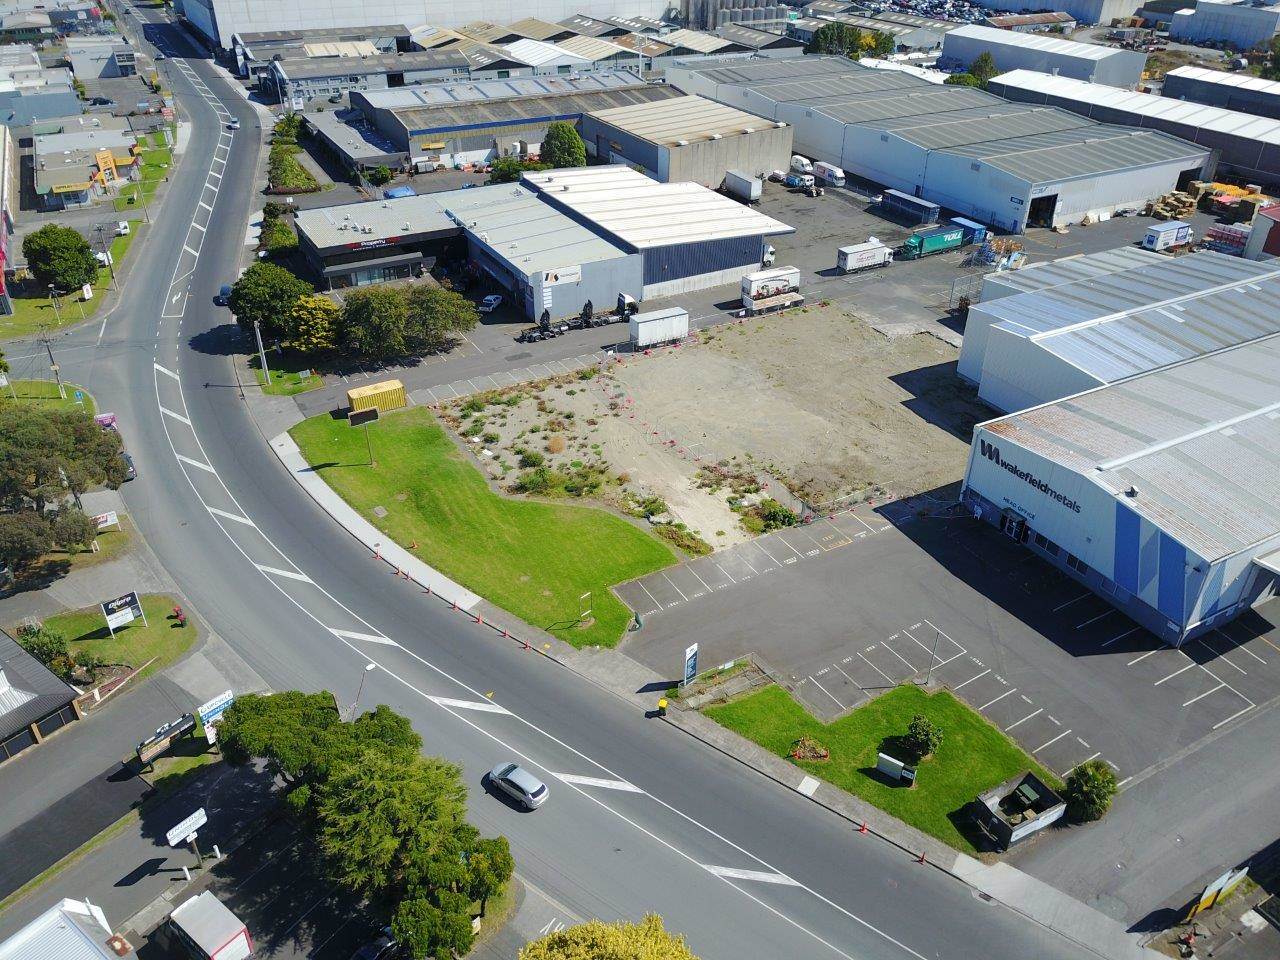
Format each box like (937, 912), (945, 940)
(897, 225), (965, 260)
(741, 266), (800, 301)
(881, 189), (940, 225)
(168, 893), (253, 960)
(837, 239), (893, 273)
(629, 307), (690, 349)
(347, 378), (406, 414)
(724, 170), (762, 204)
(950, 216), (988, 245)
(813, 162), (845, 187)
(790, 154), (813, 175)
(1142, 220), (1192, 251)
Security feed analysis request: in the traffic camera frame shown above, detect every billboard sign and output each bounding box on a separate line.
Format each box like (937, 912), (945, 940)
(101, 590), (144, 633)
(93, 510), (119, 530)
(197, 690), (234, 726)
(682, 643), (698, 687)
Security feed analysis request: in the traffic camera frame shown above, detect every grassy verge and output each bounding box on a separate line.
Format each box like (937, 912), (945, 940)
(148, 727), (219, 795)
(15, 514), (132, 588)
(471, 878), (518, 948)
(290, 407), (674, 648)
(113, 146), (172, 211)
(1, 378), (96, 414)
(1, 231), (138, 340)
(40, 593), (199, 684)
(250, 354), (323, 396)
(705, 684), (1061, 854)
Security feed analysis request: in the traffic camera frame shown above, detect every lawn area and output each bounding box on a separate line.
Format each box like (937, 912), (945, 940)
(0, 230), (138, 340)
(705, 684), (1062, 854)
(15, 513), (133, 588)
(251, 354), (323, 396)
(113, 146), (172, 211)
(40, 593), (199, 684)
(290, 407), (675, 648)
(2, 378), (96, 414)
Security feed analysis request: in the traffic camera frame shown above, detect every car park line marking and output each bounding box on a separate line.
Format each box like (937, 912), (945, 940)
(255, 564), (313, 583)
(207, 506), (254, 526)
(660, 571), (689, 602)
(848, 512), (877, 534)
(1053, 593), (1091, 612)
(775, 534), (805, 559)
(1213, 705), (1256, 730)
(1127, 649), (1164, 665)
(808, 675), (845, 709)
(1215, 628), (1267, 664)
(1005, 709), (1042, 731)
(714, 562), (736, 584)
(1101, 627), (1141, 648)
(798, 776), (820, 797)
(555, 773), (644, 793)
(329, 628), (396, 646)
(1019, 694), (1033, 704)
(1153, 663), (1196, 685)
(1076, 609), (1116, 629)
(159, 405), (191, 425)
(1192, 635), (1247, 675)
(175, 453), (215, 473)
(900, 628), (935, 656)
(979, 688), (1017, 710)
(1033, 730), (1071, 753)
(877, 639), (916, 673)
(687, 566), (714, 593)
(952, 668), (990, 691)
(428, 696), (511, 714)
(1116, 777), (1132, 789)
(637, 581), (663, 611)
(1182, 684), (1225, 707)
(856, 653), (895, 686)
(1076, 737), (1090, 748)
(749, 538), (780, 569)
(1062, 753), (1101, 777)
(702, 865), (801, 886)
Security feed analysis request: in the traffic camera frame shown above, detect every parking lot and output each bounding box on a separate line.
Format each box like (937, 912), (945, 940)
(620, 509), (1280, 787)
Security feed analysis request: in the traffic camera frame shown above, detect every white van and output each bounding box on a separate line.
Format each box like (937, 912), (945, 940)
(790, 155), (813, 175)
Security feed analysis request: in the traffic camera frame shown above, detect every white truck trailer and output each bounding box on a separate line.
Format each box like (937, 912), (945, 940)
(723, 170), (762, 204)
(814, 161), (845, 187)
(741, 266), (803, 315)
(630, 306), (690, 349)
(167, 892), (252, 960)
(836, 239), (893, 274)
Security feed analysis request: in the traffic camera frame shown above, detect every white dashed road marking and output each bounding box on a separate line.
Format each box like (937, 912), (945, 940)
(702, 865), (801, 886)
(428, 696), (512, 714)
(554, 774), (645, 793)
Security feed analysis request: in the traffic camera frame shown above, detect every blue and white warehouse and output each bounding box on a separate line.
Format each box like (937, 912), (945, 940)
(961, 334), (1280, 646)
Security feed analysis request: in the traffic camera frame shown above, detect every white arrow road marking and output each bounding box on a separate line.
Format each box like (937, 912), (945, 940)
(428, 696), (511, 714)
(254, 564), (312, 582)
(207, 506), (254, 526)
(554, 773), (645, 793)
(329, 628), (397, 646)
(702, 865), (801, 886)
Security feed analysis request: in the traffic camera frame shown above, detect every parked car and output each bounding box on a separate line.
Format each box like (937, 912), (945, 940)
(487, 762), (548, 810)
(116, 220), (130, 236)
(121, 452), (136, 481)
(479, 294), (503, 313)
(214, 284), (232, 306)
(227, 118), (240, 130)
(350, 928), (396, 960)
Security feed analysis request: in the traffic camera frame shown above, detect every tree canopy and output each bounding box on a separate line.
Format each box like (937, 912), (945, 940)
(0, 404), (125, 514)
(519, 915), (700, 960)
(968, 52), (999, 86)
(1064, 758), (1117, 822)
(805, 22), (894, 59)
(1264, 36), (1280, 80)
(227, 261), (312, 336)
(340, 284), (478, 360)
(287, 294), (340, 354)
(22, 224), (99, 292)
(542, 121), (586, 169)
(944, 72), (980, 87)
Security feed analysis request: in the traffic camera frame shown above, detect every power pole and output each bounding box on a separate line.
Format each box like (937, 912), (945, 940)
(41, 327), (65, 399)
(253, 319), (271, 385)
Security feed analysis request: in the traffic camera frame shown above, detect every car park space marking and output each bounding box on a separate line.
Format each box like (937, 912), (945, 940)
(255, 564), (313, 583)
(1052, 593), (1092, 613)
(660, 571), (689, 602)
(636, 581), (663, 613)
(855, 652), (896, 687)
(951, 668), (990, 690)
(1005, 708), (1043, 731)
(1033, 730), (1072, 753)
(427, 696), (511, 714)
(1183, 684), (1226, 707)
(1061, 752), (1101, 777)
(978, 688), (1017, 710)
(1076, 608), (1116, 629)
(554, 773), (645, 793)
(1127, 648), (1164, 665)
(329, 628), (396, 646)
(875, 637), (917, 673)
(1102, 627), (1142, 647)
(1190, 634), (1247, 675)
(1214, 705), (1257, 729)
(1153, 662), (1197, 686)
(1215, 627), (1267, 664)
(701, 865), (801, 886)
(808, 675), (846, 709)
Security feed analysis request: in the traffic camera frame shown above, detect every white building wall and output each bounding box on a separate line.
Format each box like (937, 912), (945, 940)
(1170, 1), (1280, 51)
(976, 327), (1105, 412)
(941, 31), (1144, 86)
(974, 0), (1137, 26)
(917, 150), (1031, 231)
(1042, 158), (1202, 225)
(642, 260), (756, 299)
(840, 127), (928, 193)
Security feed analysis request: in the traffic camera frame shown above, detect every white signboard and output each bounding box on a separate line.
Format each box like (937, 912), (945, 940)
(101, 590), (144, 632)
(81, 282), (94, 301)
(682, 643), (699, 687)
(0, 373), (7, 388)
(543, 265), (581, 286)
(166, 807), (207, 847)
(197, 690), (234, 726)
(93, 510), (119, 530)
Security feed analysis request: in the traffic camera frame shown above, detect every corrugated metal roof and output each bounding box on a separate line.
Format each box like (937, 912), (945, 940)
(523, 164), (792, 248)
(612, 33), (677, 57)
(501, 38), (590, 67)
(948, 24), (1122, 60)
(984, 333), (1280, 559)
(992, 69), (1280, 144)
(1165, 64), (1280, 96)
(506, 18), (573, 42)
(662, 28), (737, 53)
(558, 15), (623, 38)
(554, 34), (630, 61)
(813, 85), (996, 124)
(0, 899), (114, 960)
(984, 12), (1077, 25)
(278, 50), (469, 81)
(359, 71), (649, 110)
(716, 23), (804, 50)
(872, 103), (1094, 150)
(746, 69), (920, 103)
(987, 246), (1163, 296)
(0, 628), (73, 743)
(588, 94), (781, 145)
(678, 54), (857, 86)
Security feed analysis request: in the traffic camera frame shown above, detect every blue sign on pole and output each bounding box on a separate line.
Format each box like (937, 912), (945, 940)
(197, 689), (235, 725)
(682, 643), (699, 687)
(74, 390), (84, 403)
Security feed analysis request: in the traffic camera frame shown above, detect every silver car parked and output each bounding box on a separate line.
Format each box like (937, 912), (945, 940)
(487, 762), (548, 810)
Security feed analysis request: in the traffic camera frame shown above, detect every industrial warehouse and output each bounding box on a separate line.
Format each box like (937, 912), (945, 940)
(667, 56), (1211, 232)
(295, 165), (791, 308)
(962, 333), (1280, 647)
(940, 24), (1147, 88)
(989, 69), (1280, 187)
(1160, 66), (1280, 120)
(958, 249), (1280, 412)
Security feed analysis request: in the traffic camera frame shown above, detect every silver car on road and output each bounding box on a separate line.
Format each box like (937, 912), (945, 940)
(487, 762), (548, 810)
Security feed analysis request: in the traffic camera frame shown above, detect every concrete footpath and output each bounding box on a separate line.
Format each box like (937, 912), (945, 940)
(256, 391), (1158, 960)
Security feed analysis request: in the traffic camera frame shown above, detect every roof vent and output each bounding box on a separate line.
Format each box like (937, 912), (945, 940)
(675, 138), (688, 146)
(1124, 485), (1138, 498)
(710, 133), (721, 140)
(381, 201), (389, 207)
(743, 127), (753, 134)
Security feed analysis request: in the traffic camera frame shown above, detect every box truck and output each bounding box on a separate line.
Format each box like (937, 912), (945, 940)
(1142, 220), (1192, 252)
(836, 239), (892, 274)
(790, 155), (813, 175)
(813, 162), (845, 187)
(723, 170), (762, 204)
(166, 893), (252, 960)
(897, 225), (965, 260)
(741, 267), (803, 315)
(630, 307), (690, 349)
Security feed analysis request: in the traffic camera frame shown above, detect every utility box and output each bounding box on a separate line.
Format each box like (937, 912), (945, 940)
(347, 379), (406, 415)
(1143, 220), (1192, 251)
(167, 892), (253, 960)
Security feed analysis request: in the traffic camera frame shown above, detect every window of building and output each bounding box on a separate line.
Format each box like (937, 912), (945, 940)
(1066, 553), (1089, 575)
(557, 64), (571, 74)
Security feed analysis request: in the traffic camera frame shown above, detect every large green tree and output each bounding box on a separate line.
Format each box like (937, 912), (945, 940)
(969, 52), (999, 86)
(0, 511), (54, 571)
(340, 286), (410, 359)
(22, 224), (98, 292)
(227, 261), (312, 336)
(519, 915), (699, 960)
(542, 121), (586, 169)
(0, 404), (125, 514)
(404, 286), (480, 355)
(806, 21), (858, 56)
(488, 156), (524, 184)
(1264, 36), (1280, 80)
(944, 72), (980, 87)
(287, 294), (341, 354)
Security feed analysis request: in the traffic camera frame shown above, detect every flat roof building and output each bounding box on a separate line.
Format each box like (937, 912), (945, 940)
(715, 22), (805, 55)
(233, 23), (410, 77)
(942, 24), (1146, 87)
(668, 56), (1209, 232)
(580, 93), (793, 184)
(982, 12), (1079, 30)
(989, 68), (1280, 187)
(962, 332), (1280, 646)
(1162, 65), (1280, 121)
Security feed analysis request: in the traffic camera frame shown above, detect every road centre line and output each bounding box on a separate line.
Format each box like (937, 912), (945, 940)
(978, 688), (1017, 710)
(207, 506), (254, 526)
(255, 564), (312, 582)
(1033, 730), (1071, 753)
(952, 668), (990, 690)
(1005, 709), (1043, 731)
(428, 696), (511, 714)
(555, 773), (645, 792)
(703, 865), (800, 886)
(1182, 684), (1225, 707)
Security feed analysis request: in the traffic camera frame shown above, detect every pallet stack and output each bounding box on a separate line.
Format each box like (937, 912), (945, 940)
(1148, 190), (1196, 220)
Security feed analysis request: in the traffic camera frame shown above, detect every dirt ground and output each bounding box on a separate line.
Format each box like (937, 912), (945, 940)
(441, 301), (989, 554)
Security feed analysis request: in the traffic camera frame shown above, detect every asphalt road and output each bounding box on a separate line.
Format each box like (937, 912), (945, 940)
(9, 9), (1109, 958)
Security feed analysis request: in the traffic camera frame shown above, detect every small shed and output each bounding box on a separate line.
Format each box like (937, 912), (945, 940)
(974, 771), (1065, 849)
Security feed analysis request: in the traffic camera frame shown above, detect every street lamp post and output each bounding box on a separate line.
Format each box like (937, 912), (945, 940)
(348, 662), (376, 720)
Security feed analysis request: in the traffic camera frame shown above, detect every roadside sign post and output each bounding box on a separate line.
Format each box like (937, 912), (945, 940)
(682, 643), (699, 688)
(100, 590), (146, 636)
(348, 407), (379, 465)
(166, 808), (208, 869)
(254, 319), (270, 385)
